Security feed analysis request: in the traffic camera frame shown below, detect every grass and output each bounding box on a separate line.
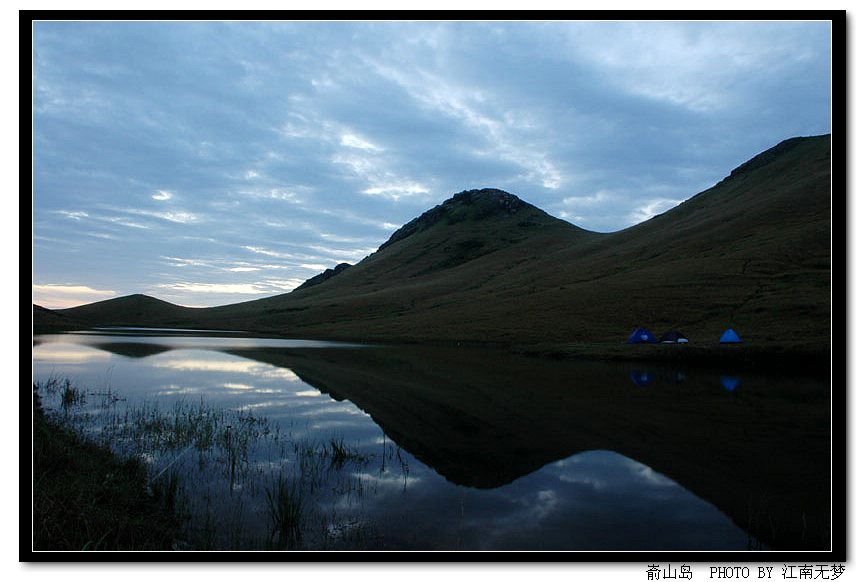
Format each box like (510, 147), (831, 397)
(328, 435), (369, 469)
(264, 474), (304, 549)
(32, 390), (179, 551)
(32, 379), (377, 551)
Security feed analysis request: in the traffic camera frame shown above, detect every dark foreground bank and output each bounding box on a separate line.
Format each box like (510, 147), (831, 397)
(31, 391), (180, 551)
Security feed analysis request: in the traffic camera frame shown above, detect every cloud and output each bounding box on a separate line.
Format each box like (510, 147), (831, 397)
(628, 198), (686, 225)
(236, 187), (304, 203)
(243, 245), (297, 259)
(129, 209), (200, 224)
(557, 210), (585, 223)
(307, 244), (377, 262)
(54, 210), (89, 220)
(556, 21), (827, 113)
(332, 151), (431, 201)
(368, 58), (564, 190)
(156, 282), (272, 294)
(340, 132), (379, 151)
(32, 21), (831, 307)
(98, 215), (151, 229)
(560, 191), (612, 206)
(162, 256), (211, 268)
(362, 182), (430, 200)
(262, 278), (305, 290)
(32, 283), (116, 309)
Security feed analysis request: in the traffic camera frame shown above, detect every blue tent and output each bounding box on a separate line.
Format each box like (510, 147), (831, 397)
(626, 327), (658, 344)
(719, 329), (742, 343)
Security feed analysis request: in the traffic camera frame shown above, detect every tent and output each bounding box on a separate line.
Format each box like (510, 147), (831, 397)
(719, 329), (742, 343)
(659, 330), (688, 344)
(626, 327), (658, 344)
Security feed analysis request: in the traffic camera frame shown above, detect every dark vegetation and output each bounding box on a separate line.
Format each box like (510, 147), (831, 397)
(34, 135), (832, 368)
(32, 390), (179, 551)
(31, 378), (379, 551)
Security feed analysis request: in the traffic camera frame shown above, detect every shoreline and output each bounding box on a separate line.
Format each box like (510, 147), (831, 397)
(512, 341), (832, 377)
(32, 323), (832, 378)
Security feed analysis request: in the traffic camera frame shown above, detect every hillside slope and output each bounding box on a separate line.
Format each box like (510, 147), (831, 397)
(200, 188), (598, 335)
(39, 135), (832, 351)
(53, 294), (199, 328)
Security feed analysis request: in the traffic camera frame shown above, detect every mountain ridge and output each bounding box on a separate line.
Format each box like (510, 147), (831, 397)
(379, 188), (551, 251)
(37, 134), (832, 357)
(294, 262), (352, 292)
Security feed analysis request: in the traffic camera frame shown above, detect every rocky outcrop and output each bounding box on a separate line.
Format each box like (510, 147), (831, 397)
(378, 188), (529, 251)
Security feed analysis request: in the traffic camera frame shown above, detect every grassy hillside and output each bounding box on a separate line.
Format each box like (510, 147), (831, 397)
(52, 294), (199, 329)
(198, 188), (597, 336)
(32, 304), (88, 331)
(38, 135), (832, 357)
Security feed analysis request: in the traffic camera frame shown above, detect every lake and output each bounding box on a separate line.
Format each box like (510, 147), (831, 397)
(31, 329), (831, 552)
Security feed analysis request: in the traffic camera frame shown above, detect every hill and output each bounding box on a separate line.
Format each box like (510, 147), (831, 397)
(293, 262), (351, 292)
(52, 294), (198, 328)
(36, 135), (832, 360)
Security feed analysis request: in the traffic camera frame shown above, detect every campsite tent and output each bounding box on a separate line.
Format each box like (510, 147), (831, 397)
(719, 329), (742, 343)
(626, 327), (658, 344)
(659, 330), (688, 344)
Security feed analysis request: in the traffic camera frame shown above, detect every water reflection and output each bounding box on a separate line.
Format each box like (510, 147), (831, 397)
(32, 343), (112, 363)
(153, 356), (302, 382)
(628, 367), (741, 392)
(660, 370), (687, 384)
(721, 376), (742, 392)
(448, 450), (747, 551)
(629, 369), (656, 386)
(32, 332), (830, 551)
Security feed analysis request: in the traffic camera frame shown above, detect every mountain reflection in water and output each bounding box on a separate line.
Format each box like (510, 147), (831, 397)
(32, 333), (831, 551)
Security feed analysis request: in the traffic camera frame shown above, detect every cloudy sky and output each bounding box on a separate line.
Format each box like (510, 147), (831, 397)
(32, 20), (832, 308)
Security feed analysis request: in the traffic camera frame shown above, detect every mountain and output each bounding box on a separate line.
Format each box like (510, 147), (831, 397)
(293, 262), (352, 292)
(31, 304), (87, 331)
(36, 135), (832, 353)
(52, 294), (198, 328)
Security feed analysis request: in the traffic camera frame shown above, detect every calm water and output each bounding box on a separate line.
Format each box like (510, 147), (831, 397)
(31, 330), (831, 551)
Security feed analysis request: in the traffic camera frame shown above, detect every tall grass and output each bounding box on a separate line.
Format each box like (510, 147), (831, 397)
(265, 475), (304, 549)
(32, 378), (379, 551)
(32, 389), (179, 550)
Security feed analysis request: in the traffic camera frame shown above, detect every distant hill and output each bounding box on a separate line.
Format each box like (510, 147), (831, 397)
(32, 304), (87, 331)
(51, 294), (198, 328)
(36, 135), (832, 354)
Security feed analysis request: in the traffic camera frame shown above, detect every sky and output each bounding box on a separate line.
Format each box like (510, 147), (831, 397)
(31, 19), (833, 309)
